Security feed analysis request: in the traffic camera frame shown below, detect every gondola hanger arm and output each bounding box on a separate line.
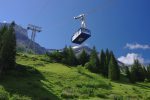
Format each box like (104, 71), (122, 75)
(74, 14), (86, 28)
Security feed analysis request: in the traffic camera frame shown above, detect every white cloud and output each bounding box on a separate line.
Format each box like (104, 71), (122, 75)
(118, 53), (144, 65)
(125, 43), (150, 50)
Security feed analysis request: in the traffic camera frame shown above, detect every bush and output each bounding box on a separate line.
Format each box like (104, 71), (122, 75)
(0, 90), (9, 100)
(144, 78), (149, 83)
(96, 93), (106, 98)
(61, 88), (78, 99)
(77, 66), (85, 74)
(48, 51), (63, 63)
(79, 87), (94, 97)
(85, 62), (92, 71)
(113, 95), (123, 100)
(109, 94), (123, 100)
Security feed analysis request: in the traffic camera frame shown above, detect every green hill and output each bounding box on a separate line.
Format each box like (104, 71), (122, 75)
(0, 53), (150, 100)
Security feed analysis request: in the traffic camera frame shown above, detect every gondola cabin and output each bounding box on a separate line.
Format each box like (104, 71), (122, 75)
(72, 28), (91, 44)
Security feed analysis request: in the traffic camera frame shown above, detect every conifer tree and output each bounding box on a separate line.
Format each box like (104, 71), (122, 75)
(9, 22), (16, 69)
(62, 46), (69, 64)
(105, 49), (111, 67)
(138, 66), (146, 82)
(68, 46), (77, 66)
(99, 49), (107, 76)
(147, 65), (150, 81)
(130, 60), (145, 83)
(105, 49), (111, 77)
(130, 60), (139, 83)
(0, 26), (8, 76)
(125, 66), (131, 81)
(0, 22), (16, 71)
(78, 49), (89, 66)
(86, 46), (99, 73)
(108, 52), (120, 80)
(0, 26), (7, 48)
(142, 66), (147, 81)
(50, 51), (63, 62)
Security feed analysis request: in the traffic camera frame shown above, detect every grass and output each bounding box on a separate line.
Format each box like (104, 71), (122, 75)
(0, 53), (150, 100)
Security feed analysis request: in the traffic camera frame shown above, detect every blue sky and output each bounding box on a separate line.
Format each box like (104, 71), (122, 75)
(0, 0), (150, 64)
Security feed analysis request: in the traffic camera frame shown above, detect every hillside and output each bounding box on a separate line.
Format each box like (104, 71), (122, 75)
(0, 22), (47, 54)
(0, 54), (150, 100)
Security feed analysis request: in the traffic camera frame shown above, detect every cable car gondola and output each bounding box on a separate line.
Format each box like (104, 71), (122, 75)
(72, 28), (91, 44)
(72, 14), (91, 44)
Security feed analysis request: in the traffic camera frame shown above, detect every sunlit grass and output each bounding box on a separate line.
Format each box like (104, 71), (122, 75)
(0, 53), (149, 100)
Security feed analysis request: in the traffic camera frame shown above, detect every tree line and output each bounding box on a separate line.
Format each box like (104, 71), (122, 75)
(47, 46), (150, 83)
(47, 46), (120, 81)
(0, 22), (16, 77)
(125, 60), (150, 83)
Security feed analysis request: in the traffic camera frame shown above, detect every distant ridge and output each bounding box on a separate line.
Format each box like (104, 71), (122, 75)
(0, 22), (47, 54)
(72, 45), (92, 55)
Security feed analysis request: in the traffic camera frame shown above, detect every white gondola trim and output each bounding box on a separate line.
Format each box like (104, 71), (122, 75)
(72, 31), (81, 41)
(72, 28), (91, 42)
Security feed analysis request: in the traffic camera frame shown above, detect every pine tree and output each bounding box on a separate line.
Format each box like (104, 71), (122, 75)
(68, 46), (77, 66)
(99, 49), (106, 76)
(130, 60), (138, 83)
(130, 60), (145, 83)
(0, 26), (8, 48)
(125, 66), (131, 81)
(86, 46), (99, 73)
(0, 22), (16, 71)
(62, 46), (69, 64)
(104, 49), (111, 77)
(0, 26), (8, 76)
(78, 49), (89, 66)
(142, 66), (147, 81)
(108, 52), (120, 80)
(9, 22), (16, 69)
(50, 51), (63, 62)
(146, 65), (150, 81)
(138, 66), (146, 82)
(105, 49), (111, 67)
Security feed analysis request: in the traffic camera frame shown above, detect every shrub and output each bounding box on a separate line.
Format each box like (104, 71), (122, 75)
(0, 90), (9, 100)
(96, 93), (106, 98)
(78, 86), (94, 97)
(61, 88), (78, 99)
(144, 78), (149, 83)
(77, 66), (85, 74)
(85, 62), (93, 71)
(113, 95), (123, 100)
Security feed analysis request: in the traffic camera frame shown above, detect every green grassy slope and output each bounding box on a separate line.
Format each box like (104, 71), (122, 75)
(0, 53), (150, 100)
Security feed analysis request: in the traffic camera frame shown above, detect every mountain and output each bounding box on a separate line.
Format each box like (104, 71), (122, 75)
(0, 22), (47, 54)
(72, 45), (92, 55)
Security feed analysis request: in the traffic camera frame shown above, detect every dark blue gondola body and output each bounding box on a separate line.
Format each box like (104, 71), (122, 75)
(72, 28), (91, 44)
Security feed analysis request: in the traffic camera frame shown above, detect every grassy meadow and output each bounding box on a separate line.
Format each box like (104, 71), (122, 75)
(0, 53), (149, 100)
